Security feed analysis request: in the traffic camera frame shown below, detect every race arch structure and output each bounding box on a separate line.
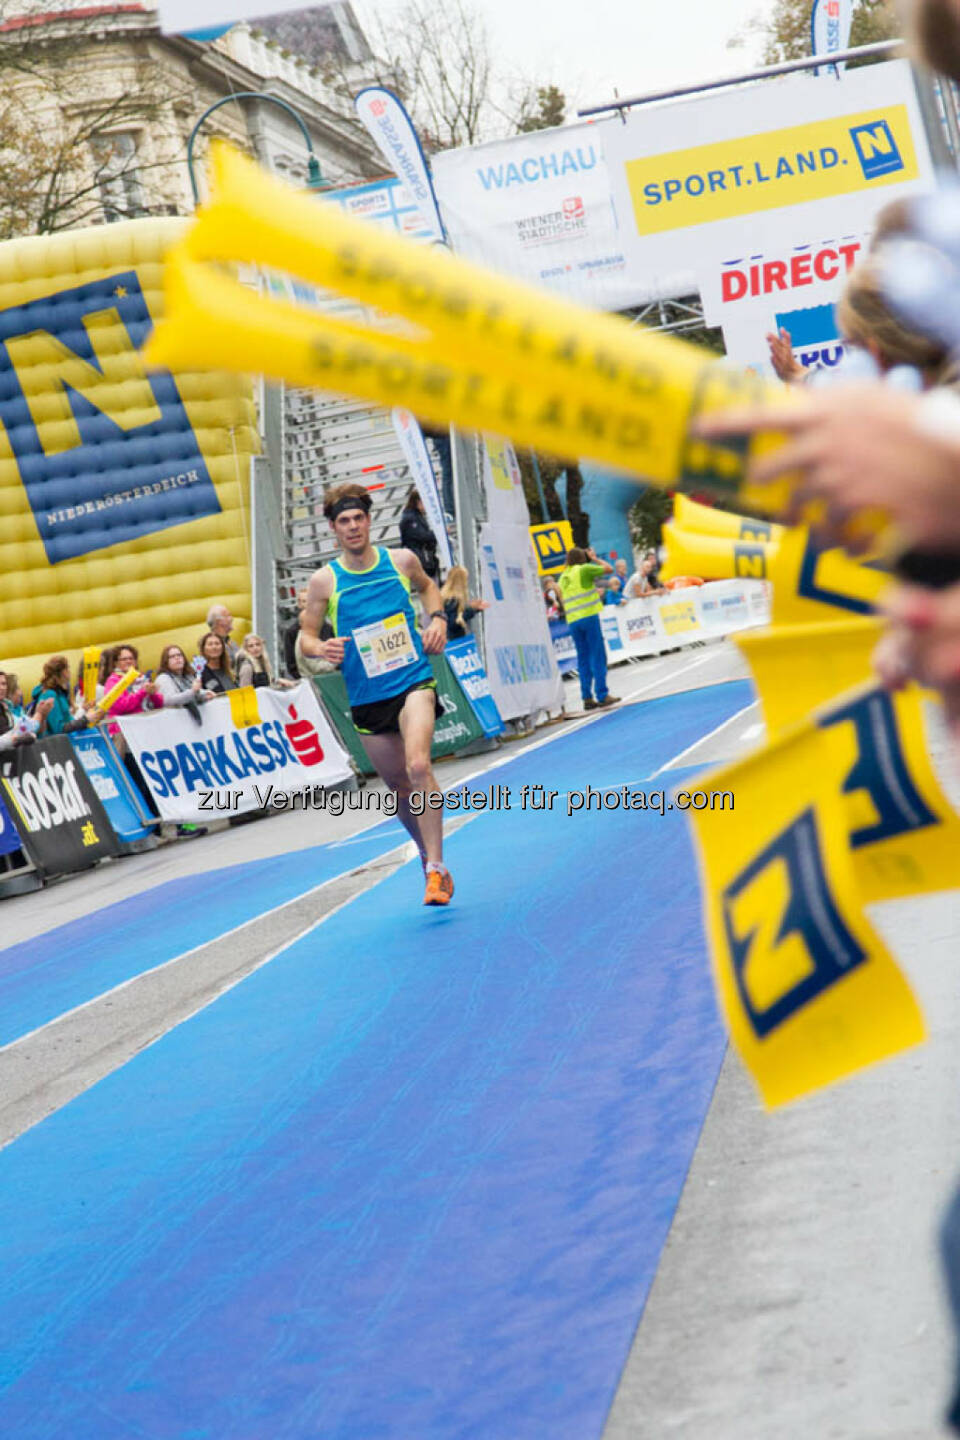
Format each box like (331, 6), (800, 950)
(0, 219), (258, 689)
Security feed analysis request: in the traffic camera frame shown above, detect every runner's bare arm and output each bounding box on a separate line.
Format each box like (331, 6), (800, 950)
(301, 567), (348, 664)
(395, 549), (447, 655)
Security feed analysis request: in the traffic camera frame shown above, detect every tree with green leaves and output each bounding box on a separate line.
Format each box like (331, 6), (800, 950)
(516, 85), (566, 134)
(757, 0), (900, 66)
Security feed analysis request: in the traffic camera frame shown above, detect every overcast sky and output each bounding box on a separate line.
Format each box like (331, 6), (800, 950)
(356, 0), (777, 116)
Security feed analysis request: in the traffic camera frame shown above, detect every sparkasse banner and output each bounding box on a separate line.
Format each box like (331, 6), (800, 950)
(117, 684), (353, 824)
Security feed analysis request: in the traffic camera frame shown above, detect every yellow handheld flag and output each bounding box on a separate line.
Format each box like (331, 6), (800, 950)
(81, 647), (102, 706)
(735, 617), (883, 736)
(816, 683), (960, 903)
(687, 719), (925, 1108)
(144, 144), (807, 514)
(98, 668), (141, 714)
(767, 524), (888, 626)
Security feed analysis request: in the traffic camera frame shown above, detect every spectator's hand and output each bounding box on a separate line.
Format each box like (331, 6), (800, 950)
(766, 327), (805, 385)
(309, 636), (349, 666)
(276, 677), (297, 688)
(695, 386), (960, 554)
(876, 584), (960, 739)
(190, 678), (202, 696)
(85, 708), (103, 725)
(474, 600), (490, 611)
(37, 698), (54, 717)
(143, 679), (158, 695)
(13, 731), (35, 747)
(198, 689), (215, 702)
(421, 618), (447, 655)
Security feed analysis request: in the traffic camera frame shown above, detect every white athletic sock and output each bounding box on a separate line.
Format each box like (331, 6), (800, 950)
(425, 861), (448, 875)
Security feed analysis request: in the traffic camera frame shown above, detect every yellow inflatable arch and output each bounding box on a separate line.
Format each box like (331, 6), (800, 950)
(0, 219), (258, 692)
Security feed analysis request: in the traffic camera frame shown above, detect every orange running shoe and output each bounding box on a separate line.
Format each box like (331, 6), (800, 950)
(423, 868), (454, 906)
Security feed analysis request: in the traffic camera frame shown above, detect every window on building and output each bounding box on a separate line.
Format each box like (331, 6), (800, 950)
(90, 131), (145, 222)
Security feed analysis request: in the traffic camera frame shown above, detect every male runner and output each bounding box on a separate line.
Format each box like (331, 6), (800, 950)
(299, 482), (454, 905)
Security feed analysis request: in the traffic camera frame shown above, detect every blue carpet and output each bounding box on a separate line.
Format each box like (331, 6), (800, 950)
(0, 682), (749, 1439)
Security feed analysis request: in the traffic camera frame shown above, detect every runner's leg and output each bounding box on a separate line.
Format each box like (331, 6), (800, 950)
(399, 687), (444, 864)
(358, 731), (426, 859)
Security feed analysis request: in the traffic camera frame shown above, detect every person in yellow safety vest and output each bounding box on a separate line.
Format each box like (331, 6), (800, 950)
(558, 546), (622, 712)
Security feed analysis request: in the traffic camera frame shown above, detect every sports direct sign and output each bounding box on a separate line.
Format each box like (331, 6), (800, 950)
(117, 683), (353, 823)
(700, 233), (869, 372)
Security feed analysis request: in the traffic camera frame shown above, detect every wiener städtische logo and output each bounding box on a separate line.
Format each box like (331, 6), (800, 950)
(624, 106), (917, 235)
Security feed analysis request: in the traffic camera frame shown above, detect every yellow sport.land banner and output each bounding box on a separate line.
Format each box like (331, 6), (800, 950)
(687, 715), (926, 1109)
(0, 219), (258, 688)
(621, 106), (920, 236)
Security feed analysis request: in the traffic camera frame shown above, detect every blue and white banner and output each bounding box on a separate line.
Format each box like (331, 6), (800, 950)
(445, 637), (504, 738)
(478, 522), (564, 721)
(354, 87), (446, 243)
(0, 789), (21, 856)
(812, 0), (854, 76)
(70, 728), (154, 845)
(391, 408), (454, 571)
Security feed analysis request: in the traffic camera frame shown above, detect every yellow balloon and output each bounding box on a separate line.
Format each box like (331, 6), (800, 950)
(0, 217), (258, 691)
(660, 522), (780, 582)
(673, 493), (785, 543)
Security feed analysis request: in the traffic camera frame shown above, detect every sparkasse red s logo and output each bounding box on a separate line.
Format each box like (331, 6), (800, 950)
(370, 99), (387, 117)
(284, 705), (325, 766)
(563, 196), (585, 220)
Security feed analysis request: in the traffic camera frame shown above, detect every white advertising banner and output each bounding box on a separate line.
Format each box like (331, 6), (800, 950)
(482, 436), (530, 528)
(431, 120), (645, 309)
(604, 61), (934, 297)
(117, 683), (353, 823)
(479, 522), (564, 720)
(812, 0), (854, 75)
(392, 408), (454, 570)
(699, 229), (871, 372)
(354, 87), (446, 243)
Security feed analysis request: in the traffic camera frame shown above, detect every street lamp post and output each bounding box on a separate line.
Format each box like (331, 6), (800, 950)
(185, 91), (324, 206)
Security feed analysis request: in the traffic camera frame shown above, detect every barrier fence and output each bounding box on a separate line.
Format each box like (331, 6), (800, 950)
(550, 579), (771, 670)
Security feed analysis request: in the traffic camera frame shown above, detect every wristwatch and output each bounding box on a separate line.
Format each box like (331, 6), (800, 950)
(429, 609), (447, 623)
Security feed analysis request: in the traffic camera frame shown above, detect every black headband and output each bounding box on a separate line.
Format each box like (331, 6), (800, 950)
(328, 493), (371, 521)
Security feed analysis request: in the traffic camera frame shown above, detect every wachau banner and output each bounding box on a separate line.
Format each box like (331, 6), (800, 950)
(354, 87), (446, 243)
(391, 408), (454, 571)
(116, 683), (353, 824)
(812, 0), (854, 76)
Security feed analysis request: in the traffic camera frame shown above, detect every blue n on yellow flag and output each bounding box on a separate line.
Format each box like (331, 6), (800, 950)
(686, 703), (929, 1108)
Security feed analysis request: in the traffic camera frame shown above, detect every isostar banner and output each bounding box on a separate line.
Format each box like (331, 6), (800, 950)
(391, 408), (454, 571)
(430, 120), (644, 309)
(354, 88), (446, 244)
(812, 0), (854, 76)
(117, 683), (353, 823)
(605, 61), (934, 292)
(0, 736), (119, 875)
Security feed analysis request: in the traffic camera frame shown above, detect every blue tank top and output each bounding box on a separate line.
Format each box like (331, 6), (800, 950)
(327, 547), (433, 707)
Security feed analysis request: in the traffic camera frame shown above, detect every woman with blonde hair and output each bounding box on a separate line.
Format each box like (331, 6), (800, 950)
(236, 634), (295, 689)
(439, 566), (489, 641)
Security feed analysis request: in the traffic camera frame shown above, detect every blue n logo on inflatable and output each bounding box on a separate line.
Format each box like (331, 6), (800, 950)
(0, 271), (220, 564)
(722, 807), (867, 1039)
